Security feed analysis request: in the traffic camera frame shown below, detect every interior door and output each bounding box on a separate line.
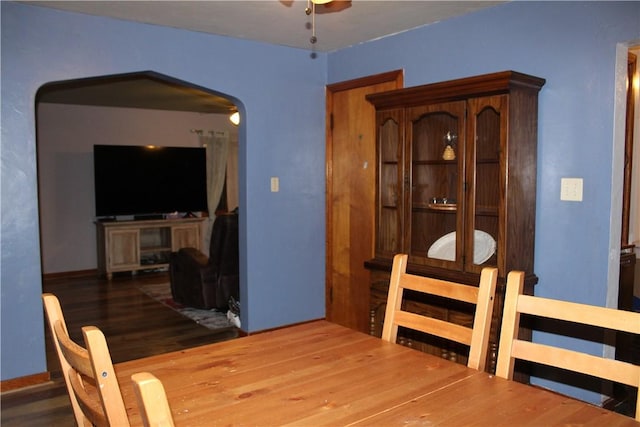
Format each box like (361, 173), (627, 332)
(326, 71), (403, 333)
(616, 51), (637, 360)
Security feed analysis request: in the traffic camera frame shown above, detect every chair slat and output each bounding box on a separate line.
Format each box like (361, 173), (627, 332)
(512, 340), (639, 387)
(382, 254), (498, 371)
(400, 273), (480, 304)
(517, 294), (640, 334)
(68, 371), (109, 427)
(53, 321), (93, 377)
(496, 271), (640, 422)
(394, 310), (473, 345)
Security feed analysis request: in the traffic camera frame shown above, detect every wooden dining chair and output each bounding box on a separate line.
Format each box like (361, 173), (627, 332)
(496, 271), (640, 421)
(131, 372), (175, 427)
(381, 253), (498, 371)
(42, 293), (130, 427)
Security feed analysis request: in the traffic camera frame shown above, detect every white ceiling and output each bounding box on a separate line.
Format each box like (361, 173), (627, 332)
(29, 0), (506, 112)
(26, 0), (505, 52)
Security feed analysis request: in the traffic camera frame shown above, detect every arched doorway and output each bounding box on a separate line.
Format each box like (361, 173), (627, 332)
(36, 71), (240, 275)
(35, 71), (243, 368)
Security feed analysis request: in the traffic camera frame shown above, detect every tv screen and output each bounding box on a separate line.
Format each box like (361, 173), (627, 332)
(93, 144), (208, 218)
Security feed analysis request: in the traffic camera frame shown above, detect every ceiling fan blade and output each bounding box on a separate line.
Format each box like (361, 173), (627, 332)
(279, 0), (351, 13)
(316, 1), (352, 14)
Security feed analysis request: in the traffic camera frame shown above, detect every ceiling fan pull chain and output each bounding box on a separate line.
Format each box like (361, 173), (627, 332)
(305, 0), (318, 44)
(311, 2), (317, 44)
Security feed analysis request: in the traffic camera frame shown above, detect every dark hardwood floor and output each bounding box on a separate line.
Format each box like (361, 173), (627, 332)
(1, 271), (239, 426)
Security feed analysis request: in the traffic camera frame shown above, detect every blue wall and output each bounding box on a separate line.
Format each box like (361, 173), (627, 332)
(1, 2), (327, 380)
(2, 0), (639, 405)
(327, 1), (640, 403)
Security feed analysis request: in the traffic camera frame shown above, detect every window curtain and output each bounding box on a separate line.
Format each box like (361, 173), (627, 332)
(199, 130), (230, 252)
(226, 138), (239, 212)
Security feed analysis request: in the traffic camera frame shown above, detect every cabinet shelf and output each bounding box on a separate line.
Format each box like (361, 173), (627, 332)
(140, 261), (169, 267)
(476, 206), (498, 216)
(412, 204), (457, 212)
(426, 203), (457, 211)
(140, 246), (172, 253)
(413, 160), (457, 166)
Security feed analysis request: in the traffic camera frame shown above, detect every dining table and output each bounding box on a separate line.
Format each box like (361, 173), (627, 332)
(114, 320), (639, 426)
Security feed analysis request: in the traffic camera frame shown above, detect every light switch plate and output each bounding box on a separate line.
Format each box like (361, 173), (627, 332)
(270, 176), (279, 192)
(560, 178), (583, 201)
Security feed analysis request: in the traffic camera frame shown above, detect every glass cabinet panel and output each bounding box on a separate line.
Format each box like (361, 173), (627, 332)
(466, 95), (506, 272)
(407, 102), (465, 267)
(377, 112), (403, 257)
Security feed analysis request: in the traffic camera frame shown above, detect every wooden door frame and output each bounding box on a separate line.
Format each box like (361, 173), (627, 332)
(325, 70), (403, 318)
(621, 51), (636, 247)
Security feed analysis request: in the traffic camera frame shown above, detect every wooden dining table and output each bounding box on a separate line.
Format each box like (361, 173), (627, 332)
(114, 320), (639, 426)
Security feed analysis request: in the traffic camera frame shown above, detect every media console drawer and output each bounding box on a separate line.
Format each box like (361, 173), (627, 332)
(96, 217), (206, 279)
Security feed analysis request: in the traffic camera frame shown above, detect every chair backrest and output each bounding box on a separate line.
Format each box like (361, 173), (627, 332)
(42, 293), (129, 427)
(131, 372), (175, 427)
(381, 254), (498, 371)
(495, 271), (640, 421)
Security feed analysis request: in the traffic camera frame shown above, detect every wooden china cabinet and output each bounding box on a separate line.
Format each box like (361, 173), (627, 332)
(365, 71), (545, 375)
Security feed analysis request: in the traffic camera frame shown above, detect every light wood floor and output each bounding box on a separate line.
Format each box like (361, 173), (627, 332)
(0, 271), (239, 426)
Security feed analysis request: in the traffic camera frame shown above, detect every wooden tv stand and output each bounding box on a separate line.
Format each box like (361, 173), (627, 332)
(96, 217), (206, 279)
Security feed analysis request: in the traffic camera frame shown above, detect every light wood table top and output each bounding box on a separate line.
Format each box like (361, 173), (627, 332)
(114, 320), (639, 426)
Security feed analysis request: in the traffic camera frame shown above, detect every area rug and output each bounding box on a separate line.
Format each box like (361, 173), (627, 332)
(138, 282), (234, 330)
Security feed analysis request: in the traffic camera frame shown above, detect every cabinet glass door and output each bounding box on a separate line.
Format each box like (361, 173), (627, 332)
(465, 95), (506, 273)
(376, 110), (404, 258)
(407, 102), (465, 268)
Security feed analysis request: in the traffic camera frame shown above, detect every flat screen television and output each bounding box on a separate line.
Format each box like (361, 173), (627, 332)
(93, 144), (208, 218)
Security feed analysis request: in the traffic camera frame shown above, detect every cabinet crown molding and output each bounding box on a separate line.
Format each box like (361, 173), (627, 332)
(366, 70), (545, 109)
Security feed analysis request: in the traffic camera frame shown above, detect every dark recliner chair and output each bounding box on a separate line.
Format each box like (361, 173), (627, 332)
(169, 211), (239, 310)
